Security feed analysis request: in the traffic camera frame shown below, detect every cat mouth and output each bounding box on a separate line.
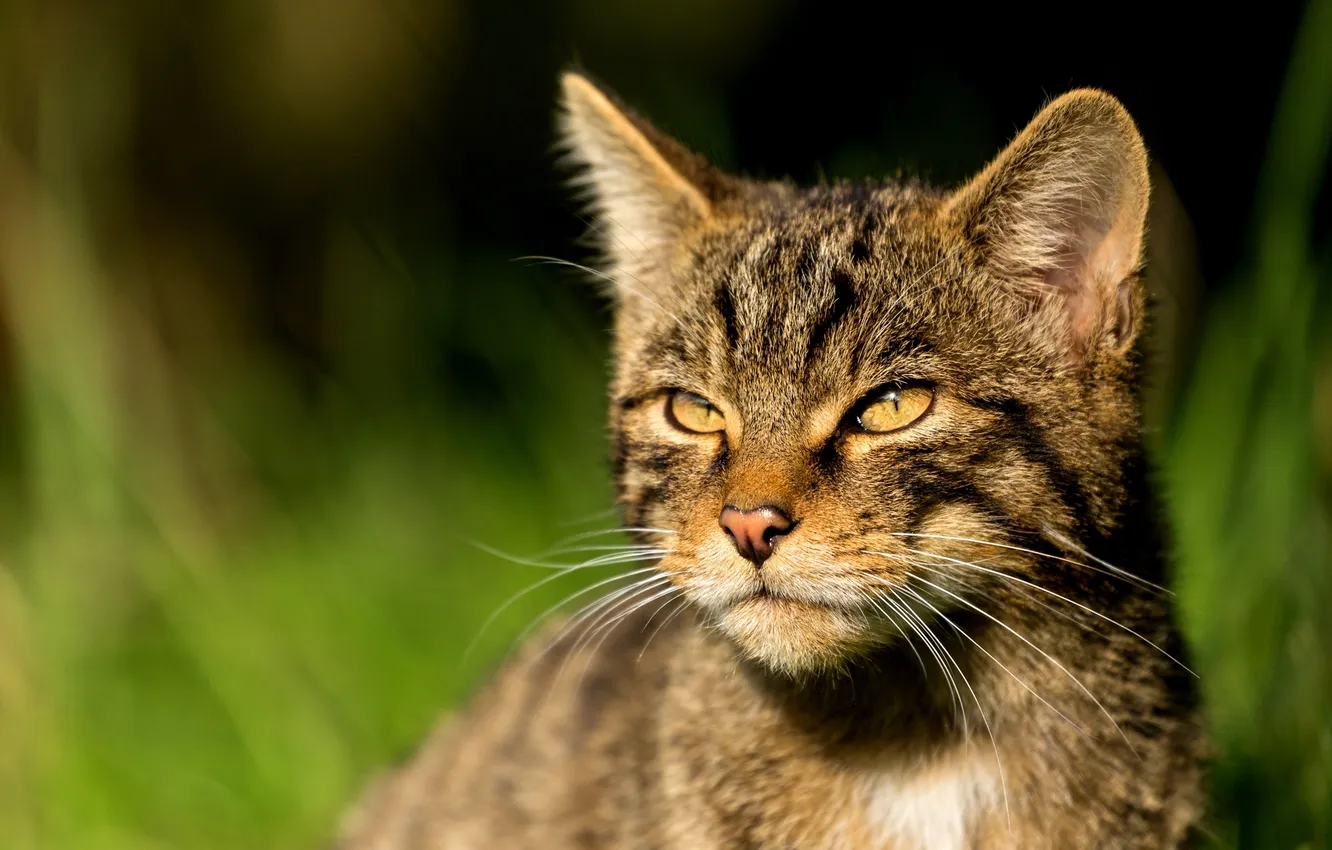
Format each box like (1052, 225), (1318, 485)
(702, 581), (813, 614)
(749, 580), (804, 605)
(740, 583), (824, 610)
(690, 563), (848, 614)
(732, 592), (820, 615)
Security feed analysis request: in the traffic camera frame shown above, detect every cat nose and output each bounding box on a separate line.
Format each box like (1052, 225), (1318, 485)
(718, 505), (793, 567)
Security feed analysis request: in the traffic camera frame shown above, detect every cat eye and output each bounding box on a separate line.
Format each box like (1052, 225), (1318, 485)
(854, 384), (934, 433)
(666, 391), (726, 434)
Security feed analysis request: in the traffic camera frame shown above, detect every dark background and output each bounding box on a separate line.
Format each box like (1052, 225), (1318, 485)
(0, 1), (1327, 848)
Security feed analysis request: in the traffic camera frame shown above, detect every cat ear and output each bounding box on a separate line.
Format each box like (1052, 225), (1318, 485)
(559, 72), (730, 279)
(945, 89), (1150, 360)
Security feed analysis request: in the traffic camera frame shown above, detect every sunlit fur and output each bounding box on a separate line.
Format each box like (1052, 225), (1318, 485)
(337, 74), (1206, 849)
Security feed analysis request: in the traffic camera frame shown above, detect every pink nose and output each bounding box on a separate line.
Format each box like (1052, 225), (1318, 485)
(718, 505), (794, 566)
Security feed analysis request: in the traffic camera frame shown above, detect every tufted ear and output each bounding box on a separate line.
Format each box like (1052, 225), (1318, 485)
(558, 72), (732, 285)
(945, 89), (1151, 361)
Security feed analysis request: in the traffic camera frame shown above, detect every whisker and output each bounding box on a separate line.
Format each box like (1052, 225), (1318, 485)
(554, 574), (674, 659)
(462, 550), (666, 663)
(905, 573), (1140, 760)
(1043, 528), (1171, 595)
(637, 595), (688, 663)
(540, 543), (670, 558)
(556, 578), (675, 696)
(862, 592), (930, 680)
(639, 589), (685, 635)
(554, 506), (622, 528)
(467, 537), (669, 570)
(889, 579), (1090, 738)
(574, 211), (642, 261)
(890, 531), (1168, 595)
(597, 212), (651, 255)
(889, 548), (1195, 677)
(503, 565), (666, 655)
(876, 589), (967, 739)
(515, 255), (687, 330)
(572, 584), (681, 696)
(544, 526), (679, 550)
(875, 581), (1010, 828)
(530, 574), (673, 716)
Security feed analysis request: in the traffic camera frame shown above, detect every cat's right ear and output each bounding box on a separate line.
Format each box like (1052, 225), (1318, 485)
(558, 72), (729, 279)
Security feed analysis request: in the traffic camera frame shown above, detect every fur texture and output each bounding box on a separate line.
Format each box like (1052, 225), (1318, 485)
(337, 73), (1206, 849)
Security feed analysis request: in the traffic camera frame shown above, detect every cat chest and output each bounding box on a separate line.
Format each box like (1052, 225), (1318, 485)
(861, 754), (1003, 850)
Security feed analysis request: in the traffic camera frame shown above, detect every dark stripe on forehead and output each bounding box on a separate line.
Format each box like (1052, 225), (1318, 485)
(843, 180), (877, 212)
(796, 243), (818, 281)
(713, 278), (739, 349)
(873, 333), (934, 367)
(850, 235), (871, 265)
(644, 324), (688, 364)
(804, 270), (858, 370)
(851, 208), (878, 265)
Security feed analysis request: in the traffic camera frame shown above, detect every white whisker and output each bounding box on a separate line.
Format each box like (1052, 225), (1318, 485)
(574, 211), (642, 262)
(863, 592), (930, 679)
(875, 580), (1011, 829)
(544, 526), (679, 550)
(638, 595), (688, 663)
(1043, 528), (1171, 595)
(462, 546), (668, 663)
(528, 574), (673, 717)
(890, 531), (1168, 595)
(887, 547), (1195, 677)
(468, 537), (668, 570)
(556, 578), (675, 696)
(905, 573), (1139, 759)
(888, 579), (1090, 739)
(515, 255), (687, 330)
(878, 589), (966, 733)
(508, 566), (666, 653)
(561, 574), (673, 651)
(572, 583), (681, 696)
(554, 506), (622, 528)
(540, 543), (670, 558)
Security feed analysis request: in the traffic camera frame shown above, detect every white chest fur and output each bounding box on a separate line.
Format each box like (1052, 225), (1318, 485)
(863, 753), (1002, 850)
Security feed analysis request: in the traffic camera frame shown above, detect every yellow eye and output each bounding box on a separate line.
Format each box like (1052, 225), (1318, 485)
(856, 385), (934, 433)
(667, 391), (726, 434)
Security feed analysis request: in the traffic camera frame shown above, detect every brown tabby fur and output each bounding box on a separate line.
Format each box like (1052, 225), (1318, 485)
(337, 73), (1206, 849)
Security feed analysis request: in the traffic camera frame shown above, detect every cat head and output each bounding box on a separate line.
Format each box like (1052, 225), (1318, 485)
(559, 72), (1151, 676)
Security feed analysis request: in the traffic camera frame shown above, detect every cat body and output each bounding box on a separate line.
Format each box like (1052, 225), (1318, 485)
(338, 74), (1205, 849)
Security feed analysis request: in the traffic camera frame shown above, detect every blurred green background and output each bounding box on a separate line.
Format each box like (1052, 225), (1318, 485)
(0, 1), (1328, 848)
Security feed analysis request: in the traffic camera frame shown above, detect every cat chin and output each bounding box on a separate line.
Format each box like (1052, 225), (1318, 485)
(716, 596), (881, 676)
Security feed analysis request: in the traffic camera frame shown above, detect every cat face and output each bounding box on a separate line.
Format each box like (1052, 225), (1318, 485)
(560, 74), (1151, 675)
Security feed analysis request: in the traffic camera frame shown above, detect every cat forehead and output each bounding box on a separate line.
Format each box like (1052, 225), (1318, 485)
(714, 180), (937, 265)
(624, 183), (998, 410)
(693, 181), (958, 310)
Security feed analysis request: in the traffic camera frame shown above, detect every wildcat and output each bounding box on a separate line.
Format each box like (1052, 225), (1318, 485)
(337, 73), (1206, 849)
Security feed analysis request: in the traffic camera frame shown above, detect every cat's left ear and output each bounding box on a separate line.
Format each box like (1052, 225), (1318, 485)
(559, 72), (733, 280)
(944, 89), (1150, 361)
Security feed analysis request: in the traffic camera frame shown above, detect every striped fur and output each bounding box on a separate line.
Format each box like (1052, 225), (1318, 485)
(337, 74), (1206, 849)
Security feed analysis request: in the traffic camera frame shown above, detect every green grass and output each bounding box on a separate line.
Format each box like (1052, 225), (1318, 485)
(1166, 2), (1332, 843)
